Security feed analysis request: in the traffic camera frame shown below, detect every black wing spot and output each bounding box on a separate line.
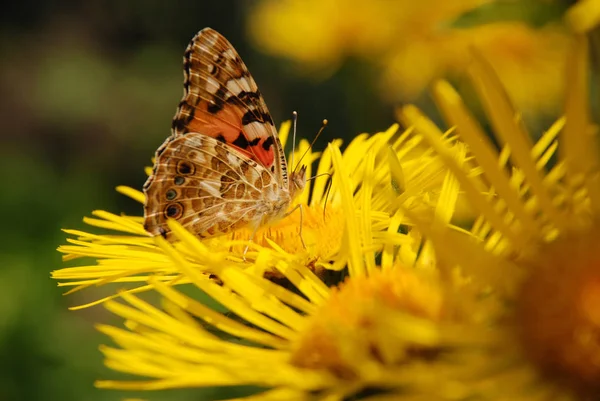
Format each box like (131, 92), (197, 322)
(207, 101), (221, 114)
(242, 110), (274, 126)
(176, 160), (195, 175)
(164, 203), (184, 218)
(231, 131), (261, 150)
(172, 117), (187, 132)
(216, 134), (227, 143)
(241, 110), (259, 125)
(174, 176), (185, 185)
(235, 91), (261, 102)
(173, 101), (195, 133)
(155, 139), (172, 158)
(262, 136), (274, 151)
(232, 132), (249, 148)
(166, 189), (177, 200)
(206, 86), (227, 114)
(158, 227), (168, 238)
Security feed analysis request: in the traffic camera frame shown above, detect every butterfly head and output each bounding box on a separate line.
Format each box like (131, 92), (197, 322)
(289, 165), (307, 198)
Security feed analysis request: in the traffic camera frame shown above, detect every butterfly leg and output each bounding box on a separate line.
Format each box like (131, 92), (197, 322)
(284, 204), (306, 249)
(229, 232), (236, 253)
(243, 224), (261, 261)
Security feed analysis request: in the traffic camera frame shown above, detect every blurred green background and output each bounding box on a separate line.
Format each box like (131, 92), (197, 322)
(0, 1), (580, 400)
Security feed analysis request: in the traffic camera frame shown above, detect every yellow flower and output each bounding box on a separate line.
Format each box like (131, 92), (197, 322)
(53, 123), (446, 308)
(90, 146), (465, 397)
(382, 22), (568, 114)
(247, 0), (405, 73)
(248, 0), (569, 114)
(399, 34), (600, 398)
(566, 0), (600, 32)
(54, 108), (465, 397)
(248, 0), (483, 71)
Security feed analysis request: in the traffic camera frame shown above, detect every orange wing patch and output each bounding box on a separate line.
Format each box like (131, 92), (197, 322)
(182, 102), (276, 168)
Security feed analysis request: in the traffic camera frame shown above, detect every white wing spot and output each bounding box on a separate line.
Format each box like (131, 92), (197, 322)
(223, 49), (236, 60)
(199, 181), (222, 198)
(191, 151), (206, 165)
(248, 169), (261, 188)
(203, 32), (218, 47)
(227, 152), (242, 167)
(183, 135), (204, 149)
(226, 77), (252, 95)
(243, 121), (272, 139)
(205, 76), (220, 95)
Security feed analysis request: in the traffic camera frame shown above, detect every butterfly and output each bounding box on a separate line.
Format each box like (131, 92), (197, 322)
(143, 28), (306, 242)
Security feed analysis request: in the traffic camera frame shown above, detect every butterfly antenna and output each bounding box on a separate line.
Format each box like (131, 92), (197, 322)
(322, 172), (333, 220)
(291, 111), (298, 171)
(294, 119), (328, 172)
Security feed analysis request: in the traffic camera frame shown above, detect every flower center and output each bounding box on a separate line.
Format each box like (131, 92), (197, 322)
(227, 203), (345, 257)
(290, 267), (445, 379)
(515, 224), (600, 395)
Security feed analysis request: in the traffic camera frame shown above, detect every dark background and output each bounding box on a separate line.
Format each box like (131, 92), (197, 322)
(0, 1), (578, 400)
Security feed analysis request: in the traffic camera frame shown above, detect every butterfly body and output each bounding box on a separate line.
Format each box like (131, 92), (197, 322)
(143, 28), (305, 241)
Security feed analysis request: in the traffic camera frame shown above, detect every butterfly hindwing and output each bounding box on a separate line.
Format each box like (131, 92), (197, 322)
(143, 134), (277, 240)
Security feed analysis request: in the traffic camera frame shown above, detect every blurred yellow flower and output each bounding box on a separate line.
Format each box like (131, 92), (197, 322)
(248, 0), (399, 72)
(383, 22), (568, 114)
(400, 34), (599, 398)
(249, 0), (569, 114)
(248, 0), (484, 71)
(566, 0), (600, 32)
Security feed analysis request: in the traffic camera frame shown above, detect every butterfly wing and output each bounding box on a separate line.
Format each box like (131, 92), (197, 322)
(171, 27), (290, 186)
(143, 133), (275, 240)
(143, 28), (297, 241)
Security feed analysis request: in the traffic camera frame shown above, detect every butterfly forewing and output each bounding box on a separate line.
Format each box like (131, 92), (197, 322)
(172, 28), (286, 181)
(143, 28), (303, 241)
